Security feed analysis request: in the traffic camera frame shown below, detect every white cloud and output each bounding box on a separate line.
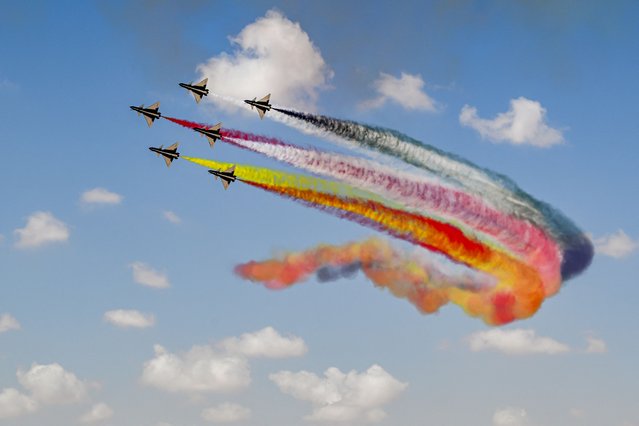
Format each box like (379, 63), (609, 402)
(218, 326), (307, 358)
(0, 388), (37, 419)
(163, 211), (182, 224)
(360, 72), (437, 111)
(460, 97), (564, 147)
(80, 402), (114, 423)
(467, 329), (569, 355)
(141, 344), (250, 393)
(493, 407), (529, 426)
(593, 230), (638, 258)
(270, 364), (407, 423)
(14, 211), (70, 249)
(17, 363), (89, 405)
(0, 313), (21, 333)
(104, 309), (155, 329)
(585, 336), (607, 354)
(201, 403), (251, 423)
(130, 262), (170, 289)
(197, 9), (333, 112)
(81, 188), (123, 205)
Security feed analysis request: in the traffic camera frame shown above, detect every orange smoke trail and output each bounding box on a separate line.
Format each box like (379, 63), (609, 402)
(243, 181), (547, 325)
(236, 238), (495, 315)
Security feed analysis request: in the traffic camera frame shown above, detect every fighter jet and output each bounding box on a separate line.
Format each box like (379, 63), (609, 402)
(179, 78), (209, 103)
(244, 94), (271, 119)
(149, 143), (179, 167)
(130, 102), (161, 127)
(208, 166), (236, 190)
(193, 122), (222, 148)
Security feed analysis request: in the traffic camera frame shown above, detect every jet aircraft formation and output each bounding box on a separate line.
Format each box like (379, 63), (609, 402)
(130, 78), (272, 190)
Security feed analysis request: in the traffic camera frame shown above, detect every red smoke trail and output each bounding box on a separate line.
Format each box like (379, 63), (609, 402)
(163, 116), (205, 129)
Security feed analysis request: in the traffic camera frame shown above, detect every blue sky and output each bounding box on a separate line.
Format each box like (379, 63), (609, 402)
(1, 1), (638, 425)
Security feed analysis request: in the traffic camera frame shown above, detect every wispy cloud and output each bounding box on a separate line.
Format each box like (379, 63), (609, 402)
(460, 97), (564, 147)
(0, 313), (20, 333)
(493, 407), (529, 426)
(592, 230), (637, 258)
(360, 72), (438, 111)
(104, 310), (155, 329)
(218, 326), (307, 358)
(79, 402), (113, 423)
(201, 403), (251, 423)
(585, 336), (607, 354)
(467, 329), (569, 355)
(163, 211), (181, 224)
(81, 188), (123, 205)
(130, 262), (170, 289)
(197, 10), (333, 112)
(270, 364), (407, 423)
(14, 212), (69, 249)
(0, 78), (18, 92)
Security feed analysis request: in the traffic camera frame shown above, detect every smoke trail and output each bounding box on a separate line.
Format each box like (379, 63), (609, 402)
(236, 238), (496, 315)
(221, 135), (562, 289)
(162, 115), (561, 293)
(268, 107), (593, 280)
(184, 156), (547, 325)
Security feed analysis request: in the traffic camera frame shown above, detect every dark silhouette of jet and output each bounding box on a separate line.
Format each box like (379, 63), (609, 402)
(130, 102), (161, 127)
(179, 78), (209, 103)
(208, 166), (236, 190)
(149, 143), (179, 167)
(244, 94), (271, 119)
(193, 122), (222, 148)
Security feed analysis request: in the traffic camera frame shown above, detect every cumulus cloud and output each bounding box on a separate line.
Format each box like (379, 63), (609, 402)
(17, 363), (89, 405)
(130, 262), (170, 289)
(104, 309), (155, 329)
(0, 313), (21, 333)
(585, 336), (607, 354)
(201, 403), (251, 423)
(360, 72), (437, 111)
(14, 211), (70, 249)
(0, 388), (37, 419)
(141, 344), (250, 393)
(163, 211), (181, 224)
(460, 97), (564, 147)
(493, 407), (529, 426)
(80, 402), (114, 423)
(218, 326), (307, 358)
(197, 9), (332, 112)
(592, 230), (638, 258)
(467, 329), (569, 355)
(270, 364), (407, 423)
(81, 188), (123, 205)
